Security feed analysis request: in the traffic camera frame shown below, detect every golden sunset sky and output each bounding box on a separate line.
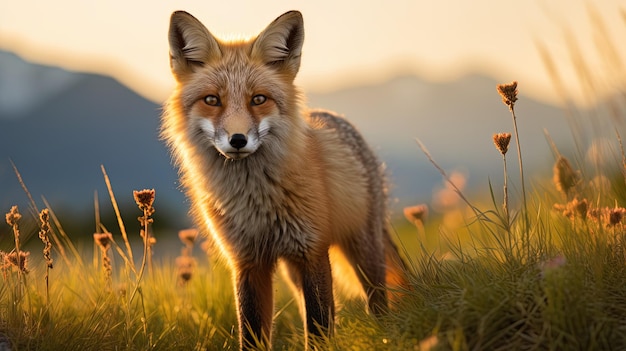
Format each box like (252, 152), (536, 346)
(0, 0), (624, 107)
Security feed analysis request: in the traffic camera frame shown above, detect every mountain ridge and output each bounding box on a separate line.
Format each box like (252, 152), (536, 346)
(0, 50), (571, 225)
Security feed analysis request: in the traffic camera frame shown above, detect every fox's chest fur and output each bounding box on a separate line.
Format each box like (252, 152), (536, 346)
(173, 109), (372, 267)
(202, 147), (323, 263)
(181, 121), (345, 265)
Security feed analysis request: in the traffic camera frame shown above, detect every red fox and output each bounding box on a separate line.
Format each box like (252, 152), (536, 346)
(162, 10), (408, 350)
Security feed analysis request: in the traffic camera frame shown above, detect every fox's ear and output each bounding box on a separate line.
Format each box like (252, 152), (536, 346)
(251, 11), (304, 79)
(168, 11), (221, 79)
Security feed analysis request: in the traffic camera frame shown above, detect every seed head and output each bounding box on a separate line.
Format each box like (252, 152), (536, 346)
(493, 133), (512, 155)
(178, 228), (199, 247)
(5, 206), (21, 227)
(94, 232), (113, 250)
(4, 250), (29, 273)
(39, 209), (54, 269)
(403, 204), (429, 225)
(553, 156), (580, 197)
(608, 208), (626, 226)
(133, 189), (155, 213)
(497, 81), (518, 110)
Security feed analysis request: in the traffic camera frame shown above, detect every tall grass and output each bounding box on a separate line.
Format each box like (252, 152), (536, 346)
(2, 84), (626, 350)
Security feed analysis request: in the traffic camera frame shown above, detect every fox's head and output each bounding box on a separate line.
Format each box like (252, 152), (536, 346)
(167, 11), (304, 160)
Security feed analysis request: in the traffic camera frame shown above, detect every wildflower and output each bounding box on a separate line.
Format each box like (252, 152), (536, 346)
(403, 204), (428, 225)
(587, 207), (626, 227)
(179, 228), (199, 247)
(133, 189), (155, 215)
(553, 156), (579, 197)
(608, 208), (626, 226)
(39, 209), (54, 269)
(493, 133), (512, 155)
(4, 250), (29, 273)
(496, 81), (518, 110)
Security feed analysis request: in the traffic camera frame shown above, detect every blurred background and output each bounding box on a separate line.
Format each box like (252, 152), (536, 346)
(0, 1), (625, 241)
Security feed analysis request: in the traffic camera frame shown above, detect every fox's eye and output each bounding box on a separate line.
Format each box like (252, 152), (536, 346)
(204, 95), (221, 106)
(251, 95), (267, 106)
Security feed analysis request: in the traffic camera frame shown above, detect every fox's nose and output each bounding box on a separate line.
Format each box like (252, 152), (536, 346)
(229, 134), (248, 149)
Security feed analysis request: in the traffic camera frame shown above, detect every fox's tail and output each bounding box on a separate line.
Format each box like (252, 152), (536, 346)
(383, 229), (411, 304)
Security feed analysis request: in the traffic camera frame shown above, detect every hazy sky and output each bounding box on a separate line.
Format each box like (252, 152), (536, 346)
(0, 1), (624, 106)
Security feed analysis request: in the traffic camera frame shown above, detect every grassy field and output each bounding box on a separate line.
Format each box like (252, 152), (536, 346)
(2, 78), (626, 351)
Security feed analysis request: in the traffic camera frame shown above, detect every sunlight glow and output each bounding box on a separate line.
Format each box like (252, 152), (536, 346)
(0, 0), (624, 107)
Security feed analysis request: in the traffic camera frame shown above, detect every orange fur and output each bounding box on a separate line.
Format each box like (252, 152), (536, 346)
(162, 10), (408, 350)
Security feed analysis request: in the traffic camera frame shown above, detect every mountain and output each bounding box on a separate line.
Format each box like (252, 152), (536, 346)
(0, 50), (571, 228)
(0, 51), (186, 230)
(307, 74), (571, 207)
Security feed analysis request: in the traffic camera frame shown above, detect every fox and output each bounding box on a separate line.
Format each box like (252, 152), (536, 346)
(161, 10), (409, 350)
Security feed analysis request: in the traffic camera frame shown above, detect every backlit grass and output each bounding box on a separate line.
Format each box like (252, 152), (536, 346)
(2, 55), (626, 349)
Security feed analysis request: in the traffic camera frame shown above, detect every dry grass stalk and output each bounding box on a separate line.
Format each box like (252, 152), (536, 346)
(415, 138), (484, 220)
(134, 189), (156, 276)
(493, 133), (512, 228)
(497, 81), (529, 233)
(39, 208), (53, 306)
(101, 165), (134, 264)
(39, 209), (54, 269)
(127, 189), (156, 306)
(94, 232), (114, 281)
(5, 206), (24, 277)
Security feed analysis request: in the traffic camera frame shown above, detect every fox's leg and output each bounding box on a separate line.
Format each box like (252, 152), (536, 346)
(286, 252), (334, 347)
(340, 231), (388, 316)
(235, 263), (275, 350)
